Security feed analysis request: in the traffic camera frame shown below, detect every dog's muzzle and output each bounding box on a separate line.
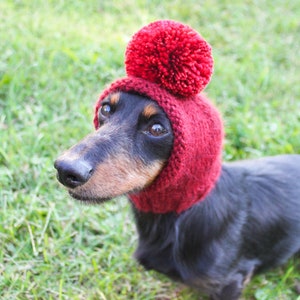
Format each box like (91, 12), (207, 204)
(54, 158), (93, 189)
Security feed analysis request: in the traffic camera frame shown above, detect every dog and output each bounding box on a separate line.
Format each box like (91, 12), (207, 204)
(54, 91), (300, 300)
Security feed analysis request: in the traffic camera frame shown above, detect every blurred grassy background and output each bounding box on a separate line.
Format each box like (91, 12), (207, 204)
(0, 0), (299, 299)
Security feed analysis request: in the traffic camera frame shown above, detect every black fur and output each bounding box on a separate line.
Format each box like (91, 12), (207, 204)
(133, 155), (300, 299)
(55, 92), (300, 299)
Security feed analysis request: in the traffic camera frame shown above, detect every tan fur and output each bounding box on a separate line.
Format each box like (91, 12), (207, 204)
(142, 103), (159, 119)
(70, 152), (164, 200)
(109, 92), (120, 106)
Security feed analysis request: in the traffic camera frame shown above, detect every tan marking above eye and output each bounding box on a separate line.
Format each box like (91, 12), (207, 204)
(109, 92), (121, 106)
(142, 104), (159, 119)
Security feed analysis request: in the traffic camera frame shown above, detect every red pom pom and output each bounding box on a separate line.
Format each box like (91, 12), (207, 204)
(125, 20), (213, 98)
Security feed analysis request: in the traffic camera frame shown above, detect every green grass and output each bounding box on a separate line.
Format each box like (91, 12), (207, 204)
(1, 0), (300, 299)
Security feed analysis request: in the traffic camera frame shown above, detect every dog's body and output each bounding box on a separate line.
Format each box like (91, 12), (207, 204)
(133, 155), (300, 299)
(55, 92), (300, 300)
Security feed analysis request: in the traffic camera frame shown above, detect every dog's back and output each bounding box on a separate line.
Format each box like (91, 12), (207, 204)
(226, 155), (300, 268)
(134, 154), (300, 299)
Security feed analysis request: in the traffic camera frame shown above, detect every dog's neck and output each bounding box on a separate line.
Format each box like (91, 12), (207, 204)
(130, 164), (247, 282)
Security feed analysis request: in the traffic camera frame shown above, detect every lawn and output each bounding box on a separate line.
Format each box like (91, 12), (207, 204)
(0, 0), (300, 299)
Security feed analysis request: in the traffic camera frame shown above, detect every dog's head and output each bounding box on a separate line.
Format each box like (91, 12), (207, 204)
(54, 92), (173, 204)
(54, 20), (223, 214)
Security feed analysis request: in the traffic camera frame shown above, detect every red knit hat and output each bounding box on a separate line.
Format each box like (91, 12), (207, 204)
(94, 20), (223, 214)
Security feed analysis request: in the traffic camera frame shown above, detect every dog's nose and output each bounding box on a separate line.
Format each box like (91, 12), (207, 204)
(54, 159), (93, 189)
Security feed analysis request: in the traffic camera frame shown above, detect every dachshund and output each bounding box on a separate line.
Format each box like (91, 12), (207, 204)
(54, 91), (300, 300)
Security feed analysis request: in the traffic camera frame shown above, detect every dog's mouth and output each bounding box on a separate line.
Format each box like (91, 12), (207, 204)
(68, 190), (111, 204)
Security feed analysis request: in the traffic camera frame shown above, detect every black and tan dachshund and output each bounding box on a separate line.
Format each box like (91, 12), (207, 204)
(55, 92), (300, 300)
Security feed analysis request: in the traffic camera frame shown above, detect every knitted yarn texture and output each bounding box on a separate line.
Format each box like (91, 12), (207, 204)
(94, 20), (224, 214)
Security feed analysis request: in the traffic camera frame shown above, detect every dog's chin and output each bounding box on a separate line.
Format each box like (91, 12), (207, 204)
(68, 190), (111, 205)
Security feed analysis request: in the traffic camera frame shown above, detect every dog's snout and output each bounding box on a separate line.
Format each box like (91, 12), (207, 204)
(54, 159), (93, 189)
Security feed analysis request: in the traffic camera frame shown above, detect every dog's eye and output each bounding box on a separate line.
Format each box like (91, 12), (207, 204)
(100, 104), (113, 118)
(148, 123), (168, 137)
